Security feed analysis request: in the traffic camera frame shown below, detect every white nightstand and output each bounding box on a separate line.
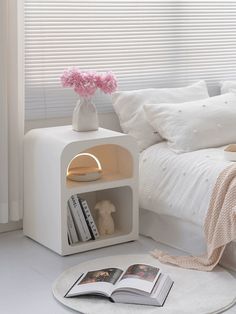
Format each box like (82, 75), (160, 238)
(23, 126), (139, 255)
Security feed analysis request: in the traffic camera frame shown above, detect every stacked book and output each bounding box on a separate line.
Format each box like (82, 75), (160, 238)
(67, 194), (99, 245)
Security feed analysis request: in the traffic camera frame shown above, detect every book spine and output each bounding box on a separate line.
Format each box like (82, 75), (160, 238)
(67, 205), (79, 244)
(67, 231), (72, 245)
(79, 197), (99, 240)
(68, 195), (91, 241)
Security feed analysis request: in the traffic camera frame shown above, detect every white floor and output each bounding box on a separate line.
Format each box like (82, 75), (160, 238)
(0, 231), (235, 314)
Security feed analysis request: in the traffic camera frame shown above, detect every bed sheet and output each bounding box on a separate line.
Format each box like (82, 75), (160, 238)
(139, 142), (233, 226)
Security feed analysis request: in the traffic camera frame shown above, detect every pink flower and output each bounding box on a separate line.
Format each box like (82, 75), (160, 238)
(60, 68), (117, 98)
(97, 72), (117, 94)
(74, 72), (97, 98)
(60, 67), (81, 88)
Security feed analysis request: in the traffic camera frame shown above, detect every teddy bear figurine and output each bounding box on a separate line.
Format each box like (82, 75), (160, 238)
(94, 200), (116, 235)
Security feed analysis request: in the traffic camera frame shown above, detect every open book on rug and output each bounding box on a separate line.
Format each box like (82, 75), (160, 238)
(64, 263), (173, 306)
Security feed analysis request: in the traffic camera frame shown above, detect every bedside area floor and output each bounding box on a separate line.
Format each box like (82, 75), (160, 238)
(0, 230), (235, 314)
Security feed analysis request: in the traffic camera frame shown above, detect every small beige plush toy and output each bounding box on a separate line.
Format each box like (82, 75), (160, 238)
(94, 200), (116, 235)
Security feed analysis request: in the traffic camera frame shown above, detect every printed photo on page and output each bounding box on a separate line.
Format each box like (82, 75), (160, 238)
(79, 268), (123, 285)
(66, 267), (123, 297)
(115, 264), (160, 294)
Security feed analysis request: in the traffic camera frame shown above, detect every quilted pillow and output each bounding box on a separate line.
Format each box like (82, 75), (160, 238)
(112, 81), (209, 151)
(220, 80), (236, 94)
(144, 92), (236, 153)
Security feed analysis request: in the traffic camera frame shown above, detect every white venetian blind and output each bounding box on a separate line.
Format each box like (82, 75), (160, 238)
(25, 0), (236, 119)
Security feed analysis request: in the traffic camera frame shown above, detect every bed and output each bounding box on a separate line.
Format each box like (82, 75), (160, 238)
(111, 80), (236, 271)
(139, 142), (236, 271)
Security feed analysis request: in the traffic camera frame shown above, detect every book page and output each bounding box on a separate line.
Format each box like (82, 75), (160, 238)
(65, 267), (123, 298)
(114, 264), (160, 294)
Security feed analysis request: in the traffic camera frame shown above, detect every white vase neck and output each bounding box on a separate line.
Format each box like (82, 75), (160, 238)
(80, 97), (94, 104)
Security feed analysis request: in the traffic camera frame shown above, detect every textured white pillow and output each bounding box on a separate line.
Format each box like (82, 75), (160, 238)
(144, 93), (236, 153)
(112, 81), (209, 151)
(220, 80), (236, 94)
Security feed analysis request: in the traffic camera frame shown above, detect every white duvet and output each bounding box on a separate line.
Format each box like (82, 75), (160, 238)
(139, 142), (234, 226)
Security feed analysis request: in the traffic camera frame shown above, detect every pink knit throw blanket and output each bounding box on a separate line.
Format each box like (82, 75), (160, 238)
(152, 164), (236, 271)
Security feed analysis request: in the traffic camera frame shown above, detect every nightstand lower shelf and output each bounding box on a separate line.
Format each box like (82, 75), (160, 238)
(64, 230), (138, 255)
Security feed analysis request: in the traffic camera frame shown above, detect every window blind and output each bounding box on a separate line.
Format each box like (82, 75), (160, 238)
(25, 0), (236, 119)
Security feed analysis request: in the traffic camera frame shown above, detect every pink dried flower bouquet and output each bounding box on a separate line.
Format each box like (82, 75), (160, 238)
(60, 67), (117, 98)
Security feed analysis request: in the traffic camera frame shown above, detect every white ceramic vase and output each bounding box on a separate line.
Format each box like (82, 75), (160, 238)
(72, 97), (99, 132)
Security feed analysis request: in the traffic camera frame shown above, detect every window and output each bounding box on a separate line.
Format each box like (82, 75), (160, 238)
(25, 0), (236, 119)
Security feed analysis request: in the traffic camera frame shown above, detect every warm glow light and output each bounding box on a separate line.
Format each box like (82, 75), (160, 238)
(67, 152), (102, 175)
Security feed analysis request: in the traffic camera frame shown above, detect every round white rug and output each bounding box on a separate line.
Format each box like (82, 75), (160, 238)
(52, 254), (236, 314)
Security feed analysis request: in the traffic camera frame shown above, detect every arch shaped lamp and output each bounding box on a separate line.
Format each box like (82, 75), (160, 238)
(67, 153), (103, 182)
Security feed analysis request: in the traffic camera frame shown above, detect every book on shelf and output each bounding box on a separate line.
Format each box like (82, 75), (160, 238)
(68, 195), (91, 242)
(78, 197), (99, 240)
(67, 232), (72, 245)
(67, 205), (79, 244)
(67, 194), (100, 243)
(65, 263), (173, 307)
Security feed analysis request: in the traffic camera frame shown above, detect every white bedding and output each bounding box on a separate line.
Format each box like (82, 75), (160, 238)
(139, 142), (234, 226)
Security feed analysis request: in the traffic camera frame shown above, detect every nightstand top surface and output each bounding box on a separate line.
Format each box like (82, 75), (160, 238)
(25, 125), (128, 144)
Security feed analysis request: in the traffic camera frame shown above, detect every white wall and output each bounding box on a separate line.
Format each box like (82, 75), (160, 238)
(0, 221), (23, 233)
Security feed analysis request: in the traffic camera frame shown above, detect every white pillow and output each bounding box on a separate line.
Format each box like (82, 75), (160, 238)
(112, 81), (209, 151)
(220, 80), (236, 94)
(144, 92), (236, 153)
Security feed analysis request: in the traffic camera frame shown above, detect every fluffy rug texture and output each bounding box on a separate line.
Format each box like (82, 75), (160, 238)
(52, 254), (236, 314)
